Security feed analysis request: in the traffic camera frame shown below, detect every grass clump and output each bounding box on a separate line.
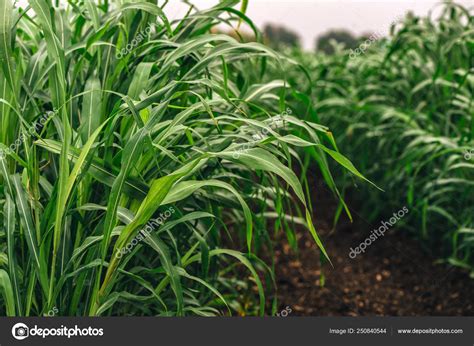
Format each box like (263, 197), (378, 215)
(284, 3), (474, 276)
(0, 0), (360, 316)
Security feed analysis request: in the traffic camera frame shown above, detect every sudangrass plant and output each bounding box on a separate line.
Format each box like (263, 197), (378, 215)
(0, 0), (363, 316)
(283, 3), (474, 276)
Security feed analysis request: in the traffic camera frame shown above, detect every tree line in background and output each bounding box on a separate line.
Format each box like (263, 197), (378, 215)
(262, 23), (374, 53)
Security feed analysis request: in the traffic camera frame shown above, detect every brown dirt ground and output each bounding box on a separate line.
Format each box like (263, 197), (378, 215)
(274, 182), (474, 316)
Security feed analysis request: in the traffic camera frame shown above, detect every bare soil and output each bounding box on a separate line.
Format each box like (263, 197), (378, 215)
(274, 178), (474, 316)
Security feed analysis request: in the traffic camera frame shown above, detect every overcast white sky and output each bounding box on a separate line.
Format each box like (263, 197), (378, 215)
(15, 0), (473, 50)
(167, 0), (473, 50)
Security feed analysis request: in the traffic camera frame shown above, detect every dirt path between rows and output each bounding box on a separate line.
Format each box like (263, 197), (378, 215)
(275, 183), (474, 316)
